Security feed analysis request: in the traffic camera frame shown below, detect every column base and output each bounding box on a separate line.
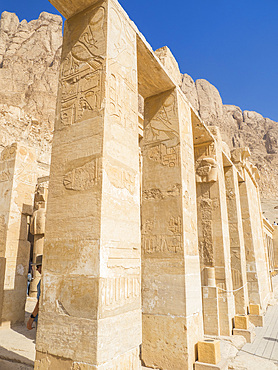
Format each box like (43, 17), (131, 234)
(35, 348), (140, 370)
(233, 327), (255, 343)
(248, 314), (264, 327)
(0, 321), (11, 329)
(194, 359), (228, 370)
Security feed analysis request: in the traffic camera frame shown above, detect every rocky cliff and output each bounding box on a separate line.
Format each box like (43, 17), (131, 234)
(181, 74), (278, 208)
(0, 11), (62, 165)
(0, 10), (276, 214)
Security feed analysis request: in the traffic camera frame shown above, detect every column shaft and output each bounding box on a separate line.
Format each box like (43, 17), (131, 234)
(141, 89), (203, 369)
(35, 1), (141, 368)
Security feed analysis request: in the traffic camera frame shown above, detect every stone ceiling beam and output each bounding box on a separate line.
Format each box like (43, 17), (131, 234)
(137, 36), (175, 98)
(191, 109), (214, 146)
(48, 0), (100, 19)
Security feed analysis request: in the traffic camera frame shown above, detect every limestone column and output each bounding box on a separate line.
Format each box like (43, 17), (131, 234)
(29, 183), (48, 297)
(273, 225), (278, 271)
(224, 163), (249, 315)
(195, 128), (235, 336)
(141, 88), (203, 369)
(232, 148), (271, 311)
(35, 1), (141, 368)
(0, 143), (37, 327)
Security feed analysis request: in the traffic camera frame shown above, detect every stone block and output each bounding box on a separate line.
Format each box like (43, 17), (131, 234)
(249, 304), (260, 315)
(195, 359), (228, 370)
(197, 340), (221, 365)
(248, 314), (264, 327)
(234, 315), (249, 330)
(233, 328), (255, 343)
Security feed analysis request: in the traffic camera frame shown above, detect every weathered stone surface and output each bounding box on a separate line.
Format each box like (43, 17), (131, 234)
(180, 75), (278, 209)
(195, 79), (223, 124)
(180, 73), (199, 112)
(0, 143), (37, 326)
(155, 46), (182, 86)
(0, 11), (63, 166)
(35, 1), (142, 368)
(141, 88), (203, 369)
(198, 339), (221, 364)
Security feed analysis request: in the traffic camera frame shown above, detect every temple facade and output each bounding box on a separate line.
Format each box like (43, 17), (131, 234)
(0, 1), (277, 369)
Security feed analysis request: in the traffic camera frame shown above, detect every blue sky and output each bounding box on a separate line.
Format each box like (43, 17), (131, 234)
(1, 0), (278, 121)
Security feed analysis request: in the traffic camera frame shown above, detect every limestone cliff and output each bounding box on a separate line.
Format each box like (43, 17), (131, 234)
(0, 10), (276, 209)
(180, 74), (278, 205)
(0, 11), (62, 166)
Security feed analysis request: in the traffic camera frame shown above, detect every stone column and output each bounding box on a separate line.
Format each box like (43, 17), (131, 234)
(0, 143), (37, 327)
(35, 1), (141, 368)
(29, 183), (48, 297)
(273, 226), (278, 271)
(224, 163), (249, 315)
(195, 128), (235, 336)
(141, 88), (203, 369)
(232, 148), (271, 311)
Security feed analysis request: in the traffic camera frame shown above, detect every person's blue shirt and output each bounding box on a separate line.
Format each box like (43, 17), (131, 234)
(34, 280), (41, 323)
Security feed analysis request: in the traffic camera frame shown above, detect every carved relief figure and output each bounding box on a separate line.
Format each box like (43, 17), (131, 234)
(63, 158), (100, 191)
(146, 143), (180, 167)
(196, 157), (218, 183)
(142, 216), (183, 256)
(100, 277), (140, 309)
(59, 6), (106, 127)
(145, 93), (179, 143)
(29, 182), (48, 298)
(142, 184), (181, 201)
(0, 143), (17, 161)
(106, 163), (136, 194)
(0, 170), (11, 183)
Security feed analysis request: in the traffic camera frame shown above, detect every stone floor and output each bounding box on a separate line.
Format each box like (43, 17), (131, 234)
(229, 275), (278, 370)
(1, 279), (278, 369)
(0, 297), (36, 369)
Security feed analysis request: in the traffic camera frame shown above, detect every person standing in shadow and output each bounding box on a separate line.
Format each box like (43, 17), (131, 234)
(27, 255), (43, 330)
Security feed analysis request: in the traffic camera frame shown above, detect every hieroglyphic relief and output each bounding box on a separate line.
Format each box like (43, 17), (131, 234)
(144, 92), (179, 143)
(0, 144), (17, 161)
(0, 170), (11, 183)
(100, 277), (140, 309)
(106, 163), (136, 194)
(108, 5), (138, 133)
(142, 184), (181, 201)
(142, 216), (183, 255)
(198, 196), (214, 265)
(0, 215), (6, 254)
(142, 234), (183, 255)
(109, 72), (137, 131)
(194, 142), (216, 161)
(59, 6), (106, 127)
(168, 216), (182, 234)
(199, 229), (214, 266)
(146, 143), (180, 167)
(109, 6), (137, 85)
(63, 157), (101, 191)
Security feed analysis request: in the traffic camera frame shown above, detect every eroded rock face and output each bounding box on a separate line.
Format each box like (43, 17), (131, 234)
(181, 73), (278, 201)
(0, 11), (63, 165)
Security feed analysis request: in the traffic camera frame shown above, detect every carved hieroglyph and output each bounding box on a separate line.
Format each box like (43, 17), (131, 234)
(35, 1), (141, 369)
(141, 89), (203, 369)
